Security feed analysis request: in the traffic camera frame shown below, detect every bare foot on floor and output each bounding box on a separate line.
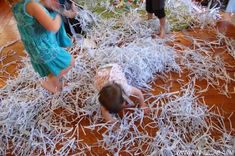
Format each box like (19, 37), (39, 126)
(151, 30), (165, 39)
(41, 80), (61, 94)
(159, 30), (165, 39)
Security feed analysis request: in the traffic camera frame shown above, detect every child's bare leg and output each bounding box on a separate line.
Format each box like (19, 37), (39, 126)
(57, 57), (75, 89)
(159, 17), (166, 38)
(41, 57), (75, 93)
(58, 57), (75, 78)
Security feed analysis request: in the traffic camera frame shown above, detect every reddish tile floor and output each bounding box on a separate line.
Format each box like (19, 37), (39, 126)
(0, 0), (234, 155)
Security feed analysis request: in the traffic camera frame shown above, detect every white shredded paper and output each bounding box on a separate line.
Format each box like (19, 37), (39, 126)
(0, 0), (234, 155)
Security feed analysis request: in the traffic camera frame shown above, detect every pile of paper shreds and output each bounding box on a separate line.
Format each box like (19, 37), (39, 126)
(73, 0), (221, 31)
(0, 0), (234, 155)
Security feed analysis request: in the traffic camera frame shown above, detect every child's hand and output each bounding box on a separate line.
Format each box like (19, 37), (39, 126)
(61, 2), (77, 18)
(71, 2), (78, 12)
(63, 9), (77, 18)
(44, 0), (59, 11)
(59, 2), (77, 18)
(110, 120), (120, 131)
(106, 119), (120, 131)
(141, 106), (151, 115)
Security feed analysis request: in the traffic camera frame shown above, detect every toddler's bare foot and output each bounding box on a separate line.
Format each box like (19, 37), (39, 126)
(41, 80), (60, 94)
(151, 31), (165, 39)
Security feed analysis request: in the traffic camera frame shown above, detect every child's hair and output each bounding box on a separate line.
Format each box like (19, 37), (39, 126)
(98, 82), (124, 114)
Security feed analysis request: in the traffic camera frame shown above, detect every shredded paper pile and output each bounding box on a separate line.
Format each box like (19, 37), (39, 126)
(0, 0), (235, 155)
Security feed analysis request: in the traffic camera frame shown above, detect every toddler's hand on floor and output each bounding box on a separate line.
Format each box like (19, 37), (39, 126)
(109, 120), (120, 131)
(142, 106), (151, 115)
(114, 122), (121, 131)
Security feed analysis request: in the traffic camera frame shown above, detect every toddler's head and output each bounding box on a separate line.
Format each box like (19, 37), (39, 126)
(98, 82), (125, 114)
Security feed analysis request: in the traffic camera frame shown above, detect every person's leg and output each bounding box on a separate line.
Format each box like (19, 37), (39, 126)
(154, 9), (166, 38)
(159, 17), (166, 38)
(58, 56), (75, 79)
(55, 56), (75, 90)
(146, 0), (154, 20)
(41, 56), (75, 93)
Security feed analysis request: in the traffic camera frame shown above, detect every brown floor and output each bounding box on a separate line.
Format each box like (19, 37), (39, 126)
(0, 0), (25, 88)
(1, 0), (235, 155)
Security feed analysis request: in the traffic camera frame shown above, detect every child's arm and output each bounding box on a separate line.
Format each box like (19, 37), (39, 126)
(26, 1), (62, 32)
(130, 87), (145, 107)
(130, 87), (150, 113)
(101, 106), (117, 123)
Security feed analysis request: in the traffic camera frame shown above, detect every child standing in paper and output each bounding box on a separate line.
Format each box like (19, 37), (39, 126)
(146, 0), (166, 38)
(11, 0), (75, 93)
(95, 63), (149, 123)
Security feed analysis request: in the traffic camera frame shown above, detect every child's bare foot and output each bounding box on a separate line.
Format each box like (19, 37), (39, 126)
(41, 80), (60, 94)
(151, 31), (165, 39)
(159, 29), (165, 38)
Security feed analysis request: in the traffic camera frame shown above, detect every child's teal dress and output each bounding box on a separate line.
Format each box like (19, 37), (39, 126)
(12, 0), (73, 77)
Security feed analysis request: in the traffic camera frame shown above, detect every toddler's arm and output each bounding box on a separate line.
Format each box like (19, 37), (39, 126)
(101, 106), (117, 123)
(26, 1), (62, 32)
(130, 87), (150, 113)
